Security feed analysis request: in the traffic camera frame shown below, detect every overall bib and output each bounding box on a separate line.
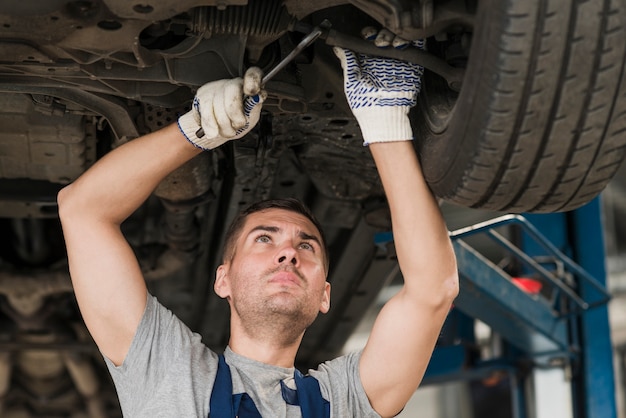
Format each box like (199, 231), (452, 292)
(209, 355), (331, 418)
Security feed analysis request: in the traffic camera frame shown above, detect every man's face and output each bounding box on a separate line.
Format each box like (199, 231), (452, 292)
(214, 209), (331, 334)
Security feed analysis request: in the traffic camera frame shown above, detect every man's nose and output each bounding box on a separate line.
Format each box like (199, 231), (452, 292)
(276, 244), (298, 266)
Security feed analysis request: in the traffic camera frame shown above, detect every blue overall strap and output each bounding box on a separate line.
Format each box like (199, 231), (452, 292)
(209, 354), (329, 418)
(293, 369), (331, 418)
(209, 355), (262, 418)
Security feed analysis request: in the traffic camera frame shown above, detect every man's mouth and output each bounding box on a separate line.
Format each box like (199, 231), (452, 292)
(267, 268), (304, 287)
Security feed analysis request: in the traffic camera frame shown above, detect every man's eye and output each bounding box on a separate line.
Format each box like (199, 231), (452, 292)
(299, 242), (313, 251)
(255, 235), (271, 243)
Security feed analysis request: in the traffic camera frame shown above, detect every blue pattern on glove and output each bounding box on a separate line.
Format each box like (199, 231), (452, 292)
(234, 95), (260, 135)
(341, 41), (424, 111)
(193, 96), (200, 112)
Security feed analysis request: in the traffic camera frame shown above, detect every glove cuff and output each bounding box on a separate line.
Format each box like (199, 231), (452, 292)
(353, 106), (413, 145)
(177, 111), (221, 151)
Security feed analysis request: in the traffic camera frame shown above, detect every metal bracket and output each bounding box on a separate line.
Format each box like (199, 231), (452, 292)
(449, 214), (610, 356)
(450, 214), (610, 314)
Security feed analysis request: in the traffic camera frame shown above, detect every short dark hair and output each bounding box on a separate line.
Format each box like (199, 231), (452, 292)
(222, 198), (329, 270)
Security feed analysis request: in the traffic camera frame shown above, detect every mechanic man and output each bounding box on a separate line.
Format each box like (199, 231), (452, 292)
(57, 32), (459, 417)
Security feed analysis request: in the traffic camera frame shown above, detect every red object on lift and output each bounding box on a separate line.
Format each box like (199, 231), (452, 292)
(512, 277), (543, 295)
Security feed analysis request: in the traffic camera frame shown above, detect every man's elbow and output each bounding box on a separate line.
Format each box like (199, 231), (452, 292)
(427, 272), (459, 312)
(429, 267), (460, 310)
(406, 270), (459, 312)
(440, 253), (460, 304)
(443, 271), (460, 304)
(57, 183), (88, 227)
(57, 184), (72, 222)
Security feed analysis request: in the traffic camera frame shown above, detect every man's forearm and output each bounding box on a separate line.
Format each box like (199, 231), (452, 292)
(58, 124), (201, 225)
(369, 141), (458, 302)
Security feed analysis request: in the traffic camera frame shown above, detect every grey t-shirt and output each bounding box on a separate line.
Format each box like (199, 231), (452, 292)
(104, 293), (381, 417)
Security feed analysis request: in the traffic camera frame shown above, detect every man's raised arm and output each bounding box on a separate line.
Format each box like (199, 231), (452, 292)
(334, 33), (459, 417)
(57, 69), (265, 366)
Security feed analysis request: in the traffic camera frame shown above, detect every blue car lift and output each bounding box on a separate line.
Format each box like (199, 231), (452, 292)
(422, 198), (616, 417)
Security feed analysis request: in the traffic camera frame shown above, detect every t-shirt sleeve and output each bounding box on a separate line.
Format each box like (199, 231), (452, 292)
(103, 293), (217, 417)
(309, 350), (381, 418)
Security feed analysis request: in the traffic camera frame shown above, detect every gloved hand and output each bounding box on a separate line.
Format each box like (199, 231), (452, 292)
(178, 67), (267, 150)
(333, 28), (424, 145)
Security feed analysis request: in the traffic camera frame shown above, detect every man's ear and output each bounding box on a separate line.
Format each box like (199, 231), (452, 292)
(319, 281), (331, 314)
(214, 264), (230, 299)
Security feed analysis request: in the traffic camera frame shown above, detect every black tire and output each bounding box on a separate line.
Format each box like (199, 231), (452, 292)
(416, 0), (626, 213)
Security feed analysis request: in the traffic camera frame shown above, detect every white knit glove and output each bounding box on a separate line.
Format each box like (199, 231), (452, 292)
(333, 28), (424, 145)
(178, 67), (266, 150)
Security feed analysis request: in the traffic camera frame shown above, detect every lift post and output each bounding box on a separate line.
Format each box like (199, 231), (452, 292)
(421, 198), (616, 417)
(527, 199), (617, 418)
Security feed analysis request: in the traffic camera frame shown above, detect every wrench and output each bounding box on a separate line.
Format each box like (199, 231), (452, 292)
(195, 24), (325, 138)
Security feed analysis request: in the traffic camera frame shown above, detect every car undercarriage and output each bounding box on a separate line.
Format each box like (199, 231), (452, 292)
(1, 0), (625, 416)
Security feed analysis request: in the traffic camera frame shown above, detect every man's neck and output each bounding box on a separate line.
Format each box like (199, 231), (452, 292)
(228, 321), (304, 368)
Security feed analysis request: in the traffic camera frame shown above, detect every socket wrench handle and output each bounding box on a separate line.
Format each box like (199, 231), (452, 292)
(195, 23), (325, 138)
